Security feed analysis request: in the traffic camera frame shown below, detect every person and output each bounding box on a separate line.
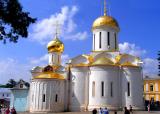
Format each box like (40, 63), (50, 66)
(147, 104), (150, 112)
(124, 107), (130, 114)
(103, 107), (109, 114)
(99, 107), (103, 114)
(92, 108), (97, 114)
(11, 107), (16, 114)
(129, 105), (133, 114)
(5, 107), (10, 114)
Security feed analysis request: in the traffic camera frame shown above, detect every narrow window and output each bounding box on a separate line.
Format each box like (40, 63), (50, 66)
(42, 94), (45, 102)
(101, 81), (104, 97)
(92, 81), (95, 97)
(111, 82), (113, 97)
(150, 84), (154, 92)
(107, 32), (110, 46)
(115, 33), (117, 50)
(127, 82), (130, 96)
(99, 32), (102, 48)
(94, 34), (95, 50)
(57, 55), (59, 63)
(55, 94), (58, 102)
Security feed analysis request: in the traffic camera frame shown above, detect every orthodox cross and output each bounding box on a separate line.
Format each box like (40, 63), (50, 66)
(53, 21), (62, 38)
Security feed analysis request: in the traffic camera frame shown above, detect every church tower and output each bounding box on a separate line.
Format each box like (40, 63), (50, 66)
(92, 0), (120, 52)
(47, 34), (64, 66)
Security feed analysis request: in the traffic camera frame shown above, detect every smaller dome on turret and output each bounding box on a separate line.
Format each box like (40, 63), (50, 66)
(47, 36), (64, 53)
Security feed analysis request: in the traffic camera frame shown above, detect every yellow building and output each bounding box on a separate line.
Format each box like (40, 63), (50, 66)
(144, 77), (160, 102)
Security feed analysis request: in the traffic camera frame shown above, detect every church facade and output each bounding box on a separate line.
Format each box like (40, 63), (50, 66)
(29, 1), (144, 113)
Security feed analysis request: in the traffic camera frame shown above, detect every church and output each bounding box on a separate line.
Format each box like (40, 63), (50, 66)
(29, 0), (144, 113)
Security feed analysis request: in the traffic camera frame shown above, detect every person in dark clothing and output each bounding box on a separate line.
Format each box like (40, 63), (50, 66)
(92, 108), (97, 114)
(129, 105), (133, 114)
(124, 107), (130, 114)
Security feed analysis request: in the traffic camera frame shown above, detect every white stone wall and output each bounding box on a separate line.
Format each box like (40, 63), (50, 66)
(121, 67), (144, 110)
(29, 79), (65, 113)
(92, 27), (119, 51)
(69, 67), (89, 111)
(88, 66), (120, 110)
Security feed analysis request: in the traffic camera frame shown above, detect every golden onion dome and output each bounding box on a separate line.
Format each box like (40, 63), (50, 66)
(47, 37), (64, 53)
(92, 15), (120, 31)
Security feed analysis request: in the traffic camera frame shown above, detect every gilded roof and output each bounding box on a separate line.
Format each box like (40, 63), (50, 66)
(33, 72), (65, 80)
(92, 15), (120, 31)
(70, 53), (141, 67)
(47, 37), (64, 53)
(92, 57), (115, 65)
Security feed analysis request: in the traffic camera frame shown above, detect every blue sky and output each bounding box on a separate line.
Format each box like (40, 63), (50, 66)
(0, 0), (159, 84)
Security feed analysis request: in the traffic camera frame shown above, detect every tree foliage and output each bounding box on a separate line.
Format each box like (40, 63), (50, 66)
(0, 78), (30, 88)
(0, 0), (36, 43)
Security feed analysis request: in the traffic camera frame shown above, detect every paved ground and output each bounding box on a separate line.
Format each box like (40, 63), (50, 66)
(18, 111), (160, 114)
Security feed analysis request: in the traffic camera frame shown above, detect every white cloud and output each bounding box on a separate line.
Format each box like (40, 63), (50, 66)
(143, 58), (159, 77)
(0, 58), (32, 84)
(29, 54), (48, 65)
(62, 54), (70, 65)
(119, 42), (146, 57)
(119, 42), (158, 77)
(30, 6), (88, 44)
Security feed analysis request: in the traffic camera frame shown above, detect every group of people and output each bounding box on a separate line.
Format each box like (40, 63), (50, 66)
(0, 107), (16, 114)
(92, 105), (133, 114)
(92, 107), (109, 114)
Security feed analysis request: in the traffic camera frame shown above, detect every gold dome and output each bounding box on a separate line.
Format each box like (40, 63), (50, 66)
(92, 15), (120, 31)
(47, 37), (64, 53)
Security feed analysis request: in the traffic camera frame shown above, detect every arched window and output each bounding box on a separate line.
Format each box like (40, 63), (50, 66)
(101, 81), (104, 97)
(111, 82), (113, 97)
(92, 81), (95, 97)
(127, 82), (130, 96)
(55, 94), (58, 102)
(20, 84), (23, 88)
(107, 32), (110, 46)
(99, 32), (102, 48)
(115, 33), (117, 49)
(42, 94), (45, 102)
(150, 84), (154, 92)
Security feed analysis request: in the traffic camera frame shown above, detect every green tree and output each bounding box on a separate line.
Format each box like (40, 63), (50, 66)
(0, 0), (36, 43)
(6, 78), (17, 88)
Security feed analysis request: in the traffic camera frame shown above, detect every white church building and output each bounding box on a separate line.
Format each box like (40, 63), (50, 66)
(29, 1), (144, 113)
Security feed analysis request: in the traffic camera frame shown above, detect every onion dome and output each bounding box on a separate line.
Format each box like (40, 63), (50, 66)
(92, 0), (120, 31)
(92, 15), (120, 31)
(47, 37), (64, 53)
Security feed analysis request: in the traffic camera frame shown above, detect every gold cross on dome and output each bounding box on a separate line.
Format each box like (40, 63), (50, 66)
(53, 21), (62, 38)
